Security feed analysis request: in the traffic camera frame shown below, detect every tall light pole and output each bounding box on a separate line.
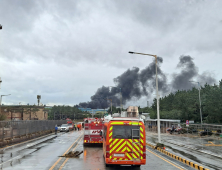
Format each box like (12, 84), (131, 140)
(0, 77), (2, 89)
(189, 81), (202, 126)
(0, 94), (11, 115)
(129, 51), (161, 143)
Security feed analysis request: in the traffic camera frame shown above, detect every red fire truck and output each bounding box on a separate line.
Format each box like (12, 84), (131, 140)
(66, 118), (74, 131)
(83, 118), (104, 144)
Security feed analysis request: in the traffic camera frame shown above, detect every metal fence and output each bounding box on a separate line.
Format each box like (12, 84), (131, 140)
(146, 122), (222, 134)
(0, 120), (66, 140)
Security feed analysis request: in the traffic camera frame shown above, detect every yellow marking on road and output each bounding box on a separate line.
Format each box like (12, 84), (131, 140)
(59, 136), (83, 170)
(204, 141), (222, 146)
(49, 132), (83, 170)
(146, 148), (185, 170)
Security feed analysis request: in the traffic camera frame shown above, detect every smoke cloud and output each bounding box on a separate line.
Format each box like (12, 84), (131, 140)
(79, 57), (167, 109)
(171, 55), (216, 91)
(79, 55), (216, 109)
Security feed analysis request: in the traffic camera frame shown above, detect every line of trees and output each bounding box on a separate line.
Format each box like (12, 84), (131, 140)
(47, 105), (92, 120)
(139, 80), (222, 124)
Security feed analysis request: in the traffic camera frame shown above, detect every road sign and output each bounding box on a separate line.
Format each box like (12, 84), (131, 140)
(186, 120), (189, 127)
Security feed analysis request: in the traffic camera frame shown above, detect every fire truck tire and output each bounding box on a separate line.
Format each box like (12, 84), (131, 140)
(105, 163), (110, 167)
(133, 165), (141, 167)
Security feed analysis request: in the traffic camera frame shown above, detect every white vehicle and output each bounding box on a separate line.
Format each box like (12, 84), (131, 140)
(60, 124), (69, 132)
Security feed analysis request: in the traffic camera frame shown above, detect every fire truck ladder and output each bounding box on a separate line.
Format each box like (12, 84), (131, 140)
(131, 121), (141, 161)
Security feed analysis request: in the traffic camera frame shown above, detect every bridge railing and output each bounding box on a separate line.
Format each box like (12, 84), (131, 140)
(0, 120), (66, 141)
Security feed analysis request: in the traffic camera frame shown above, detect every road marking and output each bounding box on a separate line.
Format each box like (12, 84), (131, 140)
(204, 141), (222, 146)
(146, 148), (186, 170)
(59, 136), (83, 170)
(49, 132), (83, 170)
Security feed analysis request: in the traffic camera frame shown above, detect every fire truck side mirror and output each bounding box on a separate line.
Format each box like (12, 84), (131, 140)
(100, 131), (102, 136)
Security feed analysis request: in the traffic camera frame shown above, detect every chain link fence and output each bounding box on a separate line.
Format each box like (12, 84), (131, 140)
(0, 120), (66, 140)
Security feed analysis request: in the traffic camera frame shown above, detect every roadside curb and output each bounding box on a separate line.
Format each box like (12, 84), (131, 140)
(166, 140), (222, 159)
(146, 143), (210, 170)
(146, 132), (222, 159)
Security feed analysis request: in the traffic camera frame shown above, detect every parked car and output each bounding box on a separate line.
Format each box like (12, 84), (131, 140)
(57, 124), (61, 131)
(60, 124), (69, 132)
(199, 129), (213, 136)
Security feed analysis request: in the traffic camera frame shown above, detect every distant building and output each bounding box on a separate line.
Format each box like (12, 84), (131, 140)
(78, 108), (108, 114)
(0, 105), (48, 121)
(126, 106), (139, 117)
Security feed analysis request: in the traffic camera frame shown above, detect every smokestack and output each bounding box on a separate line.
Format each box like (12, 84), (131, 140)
(37, 95), (41, 106)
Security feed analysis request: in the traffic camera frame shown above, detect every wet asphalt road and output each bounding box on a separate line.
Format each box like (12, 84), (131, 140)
(146, 132), (222, 170)
(1, 130), (195, 170)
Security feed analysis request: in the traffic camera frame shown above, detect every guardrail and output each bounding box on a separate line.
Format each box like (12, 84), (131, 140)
(0, 120), (66, 142)
(146, 143), (210, 170)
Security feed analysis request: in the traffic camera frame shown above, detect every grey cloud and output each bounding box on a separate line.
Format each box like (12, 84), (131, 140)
(0, 0), (221, 107)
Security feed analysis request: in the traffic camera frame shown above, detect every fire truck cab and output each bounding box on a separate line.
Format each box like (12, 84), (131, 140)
(83, 118), (104, 144)
(101, 116), (146, 167)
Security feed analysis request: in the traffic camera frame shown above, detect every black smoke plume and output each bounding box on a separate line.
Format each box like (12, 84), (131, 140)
(79, 57), (167, 109)
(79, 55), (216, 109)
(171, 55), (216, 91)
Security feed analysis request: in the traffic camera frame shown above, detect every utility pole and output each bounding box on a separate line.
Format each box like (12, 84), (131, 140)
(120, 88), (122, 113)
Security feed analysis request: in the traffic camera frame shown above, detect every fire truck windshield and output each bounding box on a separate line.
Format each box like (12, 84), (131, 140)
(112, 125), (140, 139)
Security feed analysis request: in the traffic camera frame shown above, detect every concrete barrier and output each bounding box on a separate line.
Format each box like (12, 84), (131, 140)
(146, 142), (210, 170)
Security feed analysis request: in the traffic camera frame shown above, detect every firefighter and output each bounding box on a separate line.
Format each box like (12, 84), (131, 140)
(77, 123), (80, 131)
(74, 124), (76, 131)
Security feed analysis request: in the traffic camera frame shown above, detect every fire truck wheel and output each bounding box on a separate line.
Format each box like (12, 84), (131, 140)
(133, 165), (141, 167)
(105, 163), (110, 167)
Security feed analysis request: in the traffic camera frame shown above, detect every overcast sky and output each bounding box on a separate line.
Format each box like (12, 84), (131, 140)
(0, 0), (222, 107)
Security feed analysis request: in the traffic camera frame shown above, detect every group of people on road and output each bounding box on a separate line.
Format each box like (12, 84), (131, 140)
(54, 122), (83, 134)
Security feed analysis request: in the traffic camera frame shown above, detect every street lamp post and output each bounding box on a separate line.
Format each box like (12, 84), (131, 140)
(0, 77), (2, 89)
(129, 51), (161, 143)
(0, 94), (11, 115)
(189, 81), (202, 126)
